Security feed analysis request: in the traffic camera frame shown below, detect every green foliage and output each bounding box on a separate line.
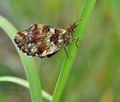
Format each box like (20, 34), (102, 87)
(0, 16), (43, 102)
(52, 0), (96, 102)
(0, 0), (120, 102)
(0, 0), (96, 101)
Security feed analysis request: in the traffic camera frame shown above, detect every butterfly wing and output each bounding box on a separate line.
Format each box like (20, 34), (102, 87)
(14, 24), (68, 58)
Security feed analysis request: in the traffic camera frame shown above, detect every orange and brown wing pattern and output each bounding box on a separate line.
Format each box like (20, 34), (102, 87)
(14, 23), (76, 58)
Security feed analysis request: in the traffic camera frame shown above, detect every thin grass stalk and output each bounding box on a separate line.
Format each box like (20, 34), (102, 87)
(52, 0), (96, 101)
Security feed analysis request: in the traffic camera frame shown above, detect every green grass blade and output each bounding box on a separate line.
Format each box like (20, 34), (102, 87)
(0, 76), (52, 101)
(51, 0), (96, 102)
(0, 16), (43, 102)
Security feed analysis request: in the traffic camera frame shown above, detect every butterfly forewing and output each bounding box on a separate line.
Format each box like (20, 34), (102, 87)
(14, 23), (73, 58)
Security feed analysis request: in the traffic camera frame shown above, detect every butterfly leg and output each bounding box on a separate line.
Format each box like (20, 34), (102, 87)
(64, 47), (69, 58)
(72, 37), (80, 48)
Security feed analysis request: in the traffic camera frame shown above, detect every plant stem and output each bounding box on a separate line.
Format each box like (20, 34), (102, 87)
(0, 76), (52, 101)
(0, 16), (43, 102)
(51, 0), (96, 102)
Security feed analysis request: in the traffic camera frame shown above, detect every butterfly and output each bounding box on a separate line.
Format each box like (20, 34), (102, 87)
(14, 23), (76, 58)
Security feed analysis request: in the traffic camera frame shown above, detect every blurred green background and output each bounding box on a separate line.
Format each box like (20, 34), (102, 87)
(0, 0), (120, 102)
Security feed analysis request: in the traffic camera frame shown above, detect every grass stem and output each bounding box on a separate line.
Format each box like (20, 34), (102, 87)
(51, 0), (96, 102)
